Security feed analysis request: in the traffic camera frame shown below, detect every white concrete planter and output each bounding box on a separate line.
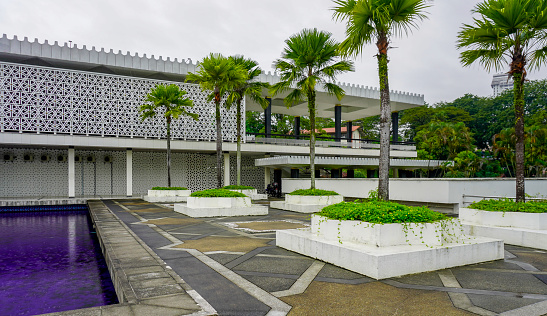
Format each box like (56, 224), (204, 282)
(174, 196), (268, 218)
(228, 189), (268, 200)
(187, 196), (251, 208)
(460, 207), (547, 250)
(460, 207), (547, 230)
(143, 189), (191, 203)
(311, 215), (463, 247)
(270, 194), (344, 213)
(285, 194), (343, 205)
(147, 189), (191, 197)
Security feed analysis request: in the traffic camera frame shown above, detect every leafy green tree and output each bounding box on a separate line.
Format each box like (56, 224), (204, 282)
(186, 53), (247, 188)
(271, 28), (353, 189)
(246, 111), (264, 134)
(415, 121), (474, 160)
(400, 105), (472, 140)
(457, 0), (547, 202)
(333, 0), (430, 200)
(227, 56), (269, 186)
(493, 128), (517, 176)
(139, 84), (198, 187)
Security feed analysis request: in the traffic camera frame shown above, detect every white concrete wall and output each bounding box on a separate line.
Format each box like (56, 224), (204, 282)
(282, 178), (547, 207)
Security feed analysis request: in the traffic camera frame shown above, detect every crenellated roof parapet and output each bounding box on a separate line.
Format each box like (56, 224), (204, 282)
(0, 34), (197, 75)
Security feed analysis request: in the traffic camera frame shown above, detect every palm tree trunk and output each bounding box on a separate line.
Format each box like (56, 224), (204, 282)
(377, 36), (391, 201)
(166, 116), (172, 188)
(215, 90), (223, 188)
(513, 72), (525, 202)
(309, 90), (317, 190)
(236, 99), (242, 186)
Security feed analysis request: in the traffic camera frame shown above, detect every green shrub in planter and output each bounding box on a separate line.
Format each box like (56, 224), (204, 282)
(289, 189), (339, 196)
(151, 186), (188, 190)
(223, 185), (255, 190)
(470, 199), (547, 213)
(190, 189), (246, 198)
(318, 200), (447, 224)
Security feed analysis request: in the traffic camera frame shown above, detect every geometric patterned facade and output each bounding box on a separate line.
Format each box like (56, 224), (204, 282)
(0, 62), (241, 140)
(0, 147), (268, 197)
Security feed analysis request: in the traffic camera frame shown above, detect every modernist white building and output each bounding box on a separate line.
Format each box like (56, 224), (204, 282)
(491, 73), (514, 96)
(0, 35), (429, 198)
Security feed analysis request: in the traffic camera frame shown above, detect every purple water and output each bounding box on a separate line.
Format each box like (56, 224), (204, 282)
(0, 210), (118, 316)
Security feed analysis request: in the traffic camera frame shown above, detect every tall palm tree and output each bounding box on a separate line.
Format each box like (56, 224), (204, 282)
(139, 84), (198, 187)
(333, 0), (430, 201)
(227, 56), (270, 186)
(271, 28), (354, 189)
(457, 0), (547, 202)
(186, 53), (247, 188)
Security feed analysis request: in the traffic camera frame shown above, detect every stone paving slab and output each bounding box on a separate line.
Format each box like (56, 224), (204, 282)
(87, 199), (547, 316)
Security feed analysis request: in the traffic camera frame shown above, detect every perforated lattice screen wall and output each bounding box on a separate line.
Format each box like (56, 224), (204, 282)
(0, 62), (241, 140)
(0, 148), (267, 197)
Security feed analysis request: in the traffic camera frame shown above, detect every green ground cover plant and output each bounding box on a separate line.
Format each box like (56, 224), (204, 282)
(190, 189), (246, 198)
(318, 200), (447, 224)
(223, 185), (255, 190)
(289, 189), (339, 196)
(151, 187), (188, 190)
(470, 199), (547, 213)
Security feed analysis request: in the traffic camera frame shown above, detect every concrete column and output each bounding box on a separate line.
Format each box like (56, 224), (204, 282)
(347, 169), (355, 178)
(224, 152), (230, 187)
(392, 111), (399, 143)
(294, 116), (300, 139)
(264, 154), (270, 189)
(126, 148), (132, 197)
(335, 104), (342, 142)
(68, 147), (75, 198)
(291, 168), (299, 178)
(265, 97), (272, 138)
(346, 121), (353, 142)
(392, 168), (399, 178)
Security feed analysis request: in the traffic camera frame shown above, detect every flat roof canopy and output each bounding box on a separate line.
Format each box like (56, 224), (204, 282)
(245, 73), (425, 121)
(255, 156), (448, 170)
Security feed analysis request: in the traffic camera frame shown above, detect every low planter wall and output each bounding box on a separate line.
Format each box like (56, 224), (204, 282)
(228, 189), (256, 196)
(187, 197), (251, 209)
(147, 190), (191, 197)
(286, 195), (343, 205)
(311, 215), (463, 247)
(460, 208), (547, 230)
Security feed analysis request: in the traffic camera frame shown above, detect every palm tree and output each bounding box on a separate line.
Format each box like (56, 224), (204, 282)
(457, 0), (547, 202)
(271, 28), (354, 189)
(333, 0), (430, 201)
(139, 84), (198, 187)
(186, 53), (247, 188)
(227, 56), (270, 186)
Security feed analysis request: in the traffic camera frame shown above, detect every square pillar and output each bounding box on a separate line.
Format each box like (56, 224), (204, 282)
(347, 169), (355, 178)
(126, 148), (133, 197)
(68, 147), (75, 198)
(335, 104), (342, 141)
(264, 154), (270, 190)
(346, 121), (353, 142)
(265, 97), (272, 138)
(392, 111), (399, 143)
(294, 116), (300, 139)
(224, 152), (230, 187)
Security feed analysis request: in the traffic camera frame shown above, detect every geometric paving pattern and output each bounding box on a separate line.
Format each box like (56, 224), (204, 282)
(104, 199), (547, 316)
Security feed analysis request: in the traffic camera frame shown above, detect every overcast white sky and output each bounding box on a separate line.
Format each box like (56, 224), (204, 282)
(0, 0), (544, 105)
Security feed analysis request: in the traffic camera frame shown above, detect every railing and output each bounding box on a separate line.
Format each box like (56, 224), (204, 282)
(245, 133), (415, 150)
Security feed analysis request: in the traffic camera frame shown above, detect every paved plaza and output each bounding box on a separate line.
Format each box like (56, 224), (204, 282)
(48, 199), (545, 316)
